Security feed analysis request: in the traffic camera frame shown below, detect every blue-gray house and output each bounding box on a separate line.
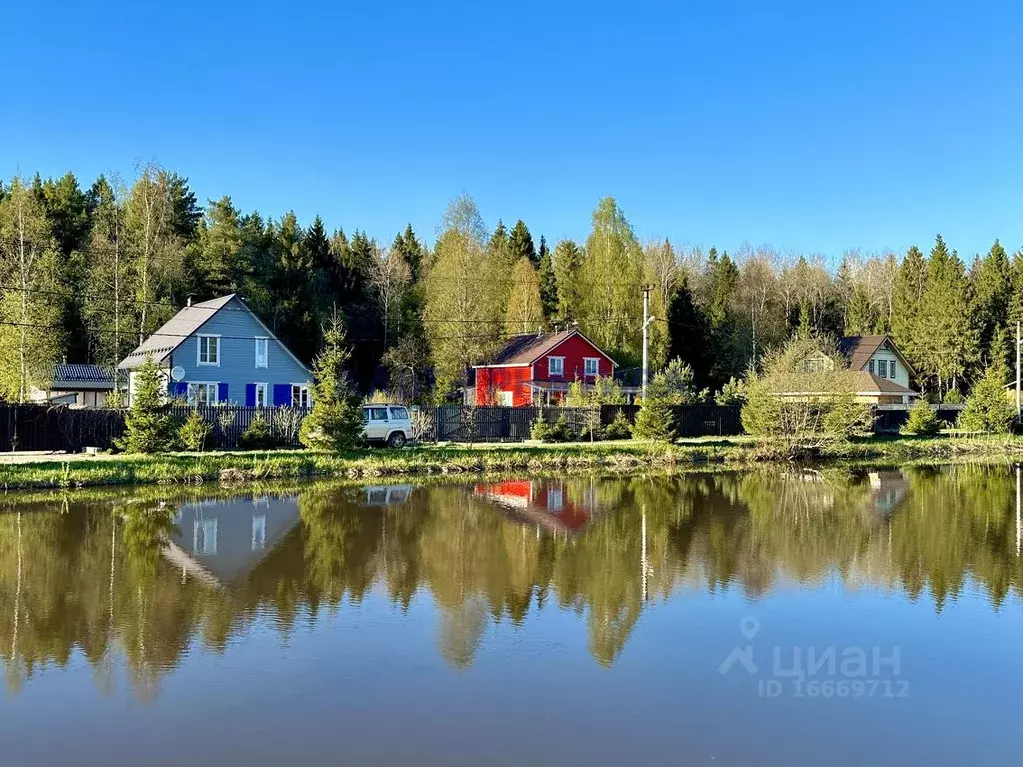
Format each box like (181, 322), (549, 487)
(118, 294), (313, 407)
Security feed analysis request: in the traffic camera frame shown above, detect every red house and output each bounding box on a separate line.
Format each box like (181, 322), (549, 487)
(473, 329), (617, 407)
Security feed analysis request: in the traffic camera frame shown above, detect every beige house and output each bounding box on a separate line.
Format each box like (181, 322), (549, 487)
(773, 335), (919, 405)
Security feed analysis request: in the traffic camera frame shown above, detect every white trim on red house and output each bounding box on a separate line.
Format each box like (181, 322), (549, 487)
(470, 329), (618, 369)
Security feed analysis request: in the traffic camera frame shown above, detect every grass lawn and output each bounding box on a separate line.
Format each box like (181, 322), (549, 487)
(1, 434), (1021, 491)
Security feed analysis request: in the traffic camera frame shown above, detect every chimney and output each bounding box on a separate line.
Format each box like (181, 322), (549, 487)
(61, 355), (67, 365)
(186, 296), (192, 307)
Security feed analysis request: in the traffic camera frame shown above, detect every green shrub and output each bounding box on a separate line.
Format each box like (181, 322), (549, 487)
(715, 376), (747, 406)
(603, 411), (632, 440)
(942, 388), (964, 405)
(530, 415), (572, 443)
(901, 399), (941, 436)
(959, 374), (1015, 434)
(115, 356), (178, 454)
(238, 416), (276, 450)
(179, 411), (213, 451)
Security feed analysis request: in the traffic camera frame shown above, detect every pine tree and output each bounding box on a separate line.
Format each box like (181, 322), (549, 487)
(190, 196), (242, 298)
(393, 223), (425, 282)
(508, 219), (537, 267)
(844, 283), (875, 336)
(299, 311), (364, 451)
(959, 326), (1015, 434)
(666, 276), (713, 389)
(970, 239), (1011, 363)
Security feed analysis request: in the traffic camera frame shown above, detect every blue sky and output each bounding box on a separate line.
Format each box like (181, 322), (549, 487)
(3, 1), (1021, 262)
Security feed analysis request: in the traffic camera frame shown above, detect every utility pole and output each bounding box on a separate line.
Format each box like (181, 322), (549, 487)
(642, 286), (654, 401)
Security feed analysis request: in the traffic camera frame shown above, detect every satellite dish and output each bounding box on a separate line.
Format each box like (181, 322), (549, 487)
(171, 366), (185, 382)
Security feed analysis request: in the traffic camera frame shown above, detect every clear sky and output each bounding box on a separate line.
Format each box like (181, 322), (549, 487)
(4, 0), (1021, 262)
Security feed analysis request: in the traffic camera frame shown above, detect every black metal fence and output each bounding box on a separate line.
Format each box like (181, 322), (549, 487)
(427, 404), (742, 442)
(873, 404), (964, 433)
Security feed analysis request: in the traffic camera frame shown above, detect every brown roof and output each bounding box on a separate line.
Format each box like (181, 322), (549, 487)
(838, 335), (916, 376)
(769, 370), (917, 396)
(478, 330), (614, 367)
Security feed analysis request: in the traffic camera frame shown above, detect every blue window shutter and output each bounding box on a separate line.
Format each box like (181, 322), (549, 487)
(245, 383), (256, 407)
(273, 384), (291, 406)
(218, 383), (229, 402)
(170, 382), (188, 398)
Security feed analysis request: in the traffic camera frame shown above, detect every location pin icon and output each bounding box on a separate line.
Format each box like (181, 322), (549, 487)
(740, 616), (760, 640)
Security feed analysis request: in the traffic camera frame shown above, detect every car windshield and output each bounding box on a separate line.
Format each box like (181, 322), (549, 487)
(389, 407), (409, 420)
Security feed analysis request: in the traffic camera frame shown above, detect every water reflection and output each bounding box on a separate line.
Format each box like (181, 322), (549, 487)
(2, 465), (1022, 699)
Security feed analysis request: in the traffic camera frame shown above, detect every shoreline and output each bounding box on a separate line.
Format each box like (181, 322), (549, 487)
(2, 436), (1023, 492)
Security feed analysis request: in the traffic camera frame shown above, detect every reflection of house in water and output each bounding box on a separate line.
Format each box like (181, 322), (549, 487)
(473, 480), (599, 534)
(362, 485), (412, 507)
(864, 470), (909, 520)
(168, 496), (301, 587)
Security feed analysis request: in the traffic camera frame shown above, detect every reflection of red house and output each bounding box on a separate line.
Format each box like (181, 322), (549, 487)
(473, 330), (616, 407)
(474, 480), (595, 533)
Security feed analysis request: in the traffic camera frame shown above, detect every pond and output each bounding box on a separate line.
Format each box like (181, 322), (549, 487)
(1, 466), (1022, 766)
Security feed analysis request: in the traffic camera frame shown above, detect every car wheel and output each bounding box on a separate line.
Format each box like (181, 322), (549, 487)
(387, 431), (407, 449)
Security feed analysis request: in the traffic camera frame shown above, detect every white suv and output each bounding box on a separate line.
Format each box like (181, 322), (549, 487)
(362, 404), (413, 448)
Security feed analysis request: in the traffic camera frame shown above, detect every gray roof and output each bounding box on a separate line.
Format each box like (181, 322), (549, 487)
(118, 294), (236, 370)
(49, 363), (119, 390)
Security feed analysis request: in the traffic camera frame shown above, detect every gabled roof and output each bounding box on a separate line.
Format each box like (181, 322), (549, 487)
(838, 335), (916, 376)
(117, 294), (310, 373)
(768, 370), (918, 396)
(474, 329), (616, 367)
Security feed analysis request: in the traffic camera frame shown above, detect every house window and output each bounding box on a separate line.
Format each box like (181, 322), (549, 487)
(254, 383), (268, 408)
(548, 356), (565, 376)
(584, 357), (600, 377)
(498, 391), (513, 407)
(255, 337), (269, 368)
(547, 486), (563, 512)
(878, 360), (887, 379)
(889, 361), (897, 378)
(193, 517), (218, 556)
(868, 360), (875, 374)
(292, 384), (311, 408)
(197, 335), (220, 366)
(188, 382), (218, 405)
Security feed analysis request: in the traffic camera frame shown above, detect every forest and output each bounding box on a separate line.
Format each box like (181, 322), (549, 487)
(1, 165), (1019, 404)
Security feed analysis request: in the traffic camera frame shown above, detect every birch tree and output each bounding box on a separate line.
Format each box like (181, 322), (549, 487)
(0, 178), (63, 400)
(85, 175), (132, 365)
(505, 257), (543, 334)
(368, 243), (412, 348)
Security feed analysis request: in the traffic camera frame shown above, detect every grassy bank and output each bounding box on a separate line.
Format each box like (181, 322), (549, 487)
(2, 435), (1023, 491)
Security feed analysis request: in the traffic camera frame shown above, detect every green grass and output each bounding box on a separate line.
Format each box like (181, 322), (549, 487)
(2, 434), (1023, 491)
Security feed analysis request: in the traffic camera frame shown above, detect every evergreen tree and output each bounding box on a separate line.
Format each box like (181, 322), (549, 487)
(508, 219), (537, 267)
(891, 245), (927, 371)
(537, 239), (558, 321)
(190, 196), (241, 298)
(299, 311), (364, 451)
(553, 239), (583, 321)
(393, 223), (425, 282)
(917, 235), (978, 394)
(970, 239), (1011, 363)
(959, 326), (1015, 434)
(844, 283), (875, 336)
(666, 276), (714, 389)
(115, 356), (177, 453)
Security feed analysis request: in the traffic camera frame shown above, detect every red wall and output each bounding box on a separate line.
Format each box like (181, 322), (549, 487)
(475, 333), (614, 407)
(475, 365), (533, 406)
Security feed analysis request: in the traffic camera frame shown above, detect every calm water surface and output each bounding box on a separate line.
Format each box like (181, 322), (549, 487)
(2, 466), (1023, 766)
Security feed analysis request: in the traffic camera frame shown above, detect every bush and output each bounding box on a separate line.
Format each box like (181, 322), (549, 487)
(942, 388), (964, 405)
(530, 415), (572, 443)
(715, 376), (747, 406)
(179, 411), (213, 452)
(115, 356), (178, 454)
(901, 399), (941, 436)
(959, 374), (1015, 434)
(603, 411), (632, 440)
(633, 397), (676, 441)
(633, 358), (705, 441)
(238, 416), (276, 450)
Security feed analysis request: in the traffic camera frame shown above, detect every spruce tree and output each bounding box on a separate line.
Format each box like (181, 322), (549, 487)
(116, 356), (177, 454)
(509, 219), (537, 267)
(553, 239), (583, 321)
(970, 239), (1011, 363)
(891, 245), (928, 375)
(844, 284), (875, 336)
(299, 311), (364, 451)
(959, 327), (1015, 434)
(191, 196), (242, 298)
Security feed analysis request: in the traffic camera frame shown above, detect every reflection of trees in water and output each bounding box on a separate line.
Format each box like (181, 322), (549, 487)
(2, 465), (1023, 696)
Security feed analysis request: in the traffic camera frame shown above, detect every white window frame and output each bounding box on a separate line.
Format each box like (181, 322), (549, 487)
(292, 384), (311, 408)
(254, 337), (269, 368)
(254, 382), (268, 408)
(188, 382), (219, 406)
(889, 360), (897, 378)
(584, 357), (600, 377)
(498, 390), (513, 407)
(548, 356), (565, 376)
(868, 359), (875, 375)
(197, 334), (221, 367)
